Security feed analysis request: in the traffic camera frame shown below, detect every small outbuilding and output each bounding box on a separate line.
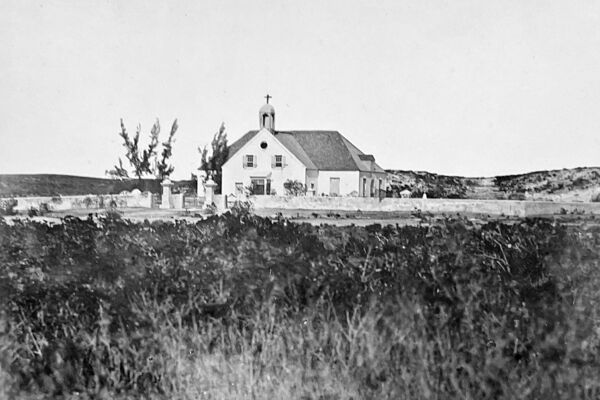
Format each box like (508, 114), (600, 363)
(400, 189), (412, 198)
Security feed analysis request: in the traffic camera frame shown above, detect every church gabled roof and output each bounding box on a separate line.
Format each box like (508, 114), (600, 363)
(226, 130), (385, 172)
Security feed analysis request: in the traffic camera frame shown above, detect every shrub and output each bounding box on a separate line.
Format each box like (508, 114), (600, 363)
(104, 208), (122, 219)
(284, 179), (306, 196)
(0, 198), (17, 216)
(230, 200), (253, 218)
(83, 196), (94, 208)
(0, 215), (599, 398)
(27, 202), (50, 217)
(203, 202), (217, 215)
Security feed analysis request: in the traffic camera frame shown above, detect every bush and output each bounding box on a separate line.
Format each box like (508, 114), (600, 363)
(283, 179), (306, 196)
(0, 198), (17, 216)
(0, 215), (599, 398)
(83, 196), (94, 208)
(27, 202), (50, 217)
(230, 200), (253, 218)
(203, 202), (217, 215)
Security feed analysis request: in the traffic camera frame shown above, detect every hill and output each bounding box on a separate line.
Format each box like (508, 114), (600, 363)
(387, 167), (600, 202)
(0, 174), (194, 197)
(2, 168), (600, 202)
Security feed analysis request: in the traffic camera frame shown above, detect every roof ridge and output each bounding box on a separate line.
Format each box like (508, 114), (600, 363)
(227, 129), (384, 172)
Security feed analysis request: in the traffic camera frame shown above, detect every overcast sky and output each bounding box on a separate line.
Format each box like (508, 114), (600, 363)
(1, 0), (599, 178)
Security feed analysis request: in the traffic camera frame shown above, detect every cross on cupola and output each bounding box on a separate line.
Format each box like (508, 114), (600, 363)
(259, 95), (275, 131)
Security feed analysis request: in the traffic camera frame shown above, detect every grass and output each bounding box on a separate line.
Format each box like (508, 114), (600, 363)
(1, 212), (600, 398)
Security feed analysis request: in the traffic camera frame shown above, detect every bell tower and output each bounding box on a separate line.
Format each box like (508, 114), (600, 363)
(259, 94), (275, 131)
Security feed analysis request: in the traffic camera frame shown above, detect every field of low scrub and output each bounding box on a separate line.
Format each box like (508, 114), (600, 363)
(1, 211), (600, 399)
(387, 167), (600, 200)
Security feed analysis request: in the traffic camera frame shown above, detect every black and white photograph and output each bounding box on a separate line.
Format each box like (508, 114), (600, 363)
(1, 1), (600, 398)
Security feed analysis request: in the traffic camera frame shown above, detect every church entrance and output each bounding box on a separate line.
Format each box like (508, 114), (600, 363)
(251, 177), (271, 195)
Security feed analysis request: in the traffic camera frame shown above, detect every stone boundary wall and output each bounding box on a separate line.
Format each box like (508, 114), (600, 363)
(2, 192), (154, 212)
(247, 196), (600, 216)
(4, 193), (599, 216)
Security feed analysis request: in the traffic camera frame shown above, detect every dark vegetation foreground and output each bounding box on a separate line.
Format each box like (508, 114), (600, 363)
(1, 209), (599, 399)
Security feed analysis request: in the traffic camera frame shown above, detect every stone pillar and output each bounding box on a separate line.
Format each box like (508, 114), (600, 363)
(197, 169), (207, 197)
(204, 178), (217, 209)
(160, 179), (173, 209)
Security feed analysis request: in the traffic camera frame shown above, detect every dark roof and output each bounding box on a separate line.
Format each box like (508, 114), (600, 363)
(227, 130), (385, 172)
(226, 130), (258, 161)
(273, 132), (317, 169)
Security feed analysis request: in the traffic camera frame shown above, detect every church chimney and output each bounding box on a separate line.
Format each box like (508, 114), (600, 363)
(259, 94), (275, 132)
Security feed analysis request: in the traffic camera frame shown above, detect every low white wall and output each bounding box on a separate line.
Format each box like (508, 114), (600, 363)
(2, 192), (155, 212)
(170, 193), (184, 209)
(246, 196), (600, 216)
(316, 171), (359, 196)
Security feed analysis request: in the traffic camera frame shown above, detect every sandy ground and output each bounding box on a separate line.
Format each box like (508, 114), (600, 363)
(3, 207), (597, 228)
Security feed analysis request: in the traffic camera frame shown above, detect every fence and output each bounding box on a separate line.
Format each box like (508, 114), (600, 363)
(2, 192), (155, 212)
(4, 192), (600, 217)
(246, 195), (600, 216)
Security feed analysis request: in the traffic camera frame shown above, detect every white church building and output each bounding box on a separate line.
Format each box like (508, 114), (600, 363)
(221, 98), (386, 197)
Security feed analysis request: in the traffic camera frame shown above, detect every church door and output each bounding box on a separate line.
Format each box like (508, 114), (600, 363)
(329, 178), (340, 196)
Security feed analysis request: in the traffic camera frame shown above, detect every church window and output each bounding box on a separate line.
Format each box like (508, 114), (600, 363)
(244, 155), (256, 168)
(275, 155), (283, 167)
(260, 141), (268, 149)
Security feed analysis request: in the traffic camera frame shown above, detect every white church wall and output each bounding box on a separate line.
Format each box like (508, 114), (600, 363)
(359, 171), (387, 197)
(305, 170), (319, 196)
(316, 171), (360, 196)
(222, 129), (306, 196)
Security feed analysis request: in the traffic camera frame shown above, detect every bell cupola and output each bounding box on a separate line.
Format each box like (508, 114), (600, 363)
(259, 94), (275, 131)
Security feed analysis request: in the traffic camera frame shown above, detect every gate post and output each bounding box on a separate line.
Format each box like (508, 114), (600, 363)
(160, 179), (173, 209)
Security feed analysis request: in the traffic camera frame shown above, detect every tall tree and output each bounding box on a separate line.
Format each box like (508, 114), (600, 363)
(108, 118), (178, 182)
(105, 158), (129, 179)
(155, 119), (179, 180)
(118, 118), (159, 181)
(199, 123), (228, 193)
